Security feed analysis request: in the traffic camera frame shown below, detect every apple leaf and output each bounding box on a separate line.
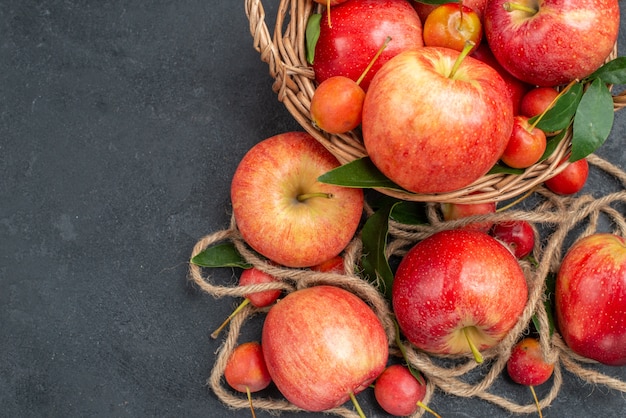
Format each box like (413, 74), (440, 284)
(368, 194), (429, 225)
(586, 56), (626, 85)
(305, 13), (321, 65)
(487, 162), (524, 175)
(190, 242), (252, 269)
(360, 202), (397, 299)
(570, 78), (614, 162)
(318, 157), (407, 191)
(531, 273), (556, 336)
(531, 82), (583, 133)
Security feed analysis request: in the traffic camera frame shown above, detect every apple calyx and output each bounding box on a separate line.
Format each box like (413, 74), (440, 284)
(448, 40), (475, 79)
(211, 298), (251, 339)
(349, 392), (366, 418)
(296, 192), (334, 202)
(356, 36), (392, 86)
(463, 326), (484, 363)
(503, 2), (538, 15)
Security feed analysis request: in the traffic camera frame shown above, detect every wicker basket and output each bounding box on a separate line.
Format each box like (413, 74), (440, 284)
(244, 0), (626, 204)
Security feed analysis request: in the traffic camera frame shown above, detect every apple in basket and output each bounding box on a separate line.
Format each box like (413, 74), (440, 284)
(484, 0), (620, 87)
(262, 285), (389, 412)
(392, 229), (528, 363)
(362, 45), (514, 194)
(230, 132), (363, 268)
(313, 0), (424, 92)
(555, 233), (626, 366)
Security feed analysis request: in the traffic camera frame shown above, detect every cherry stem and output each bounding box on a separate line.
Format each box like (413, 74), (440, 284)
(326, 0), (332, 28)
(356, 36), (392, 86)
(448, 40), (475, 79)
(503, 2), (538, 14)
(529, 385), (543, 418)
(349, 392), (366, 418)
(457, 0), (465, 31)
(417, 401), (442, 418)
(463, 327), (484, 364)
(528, 79), (578, 131)
(496, 187), (536, 212)
(296, 192), (333, 202)
(211, 298), (251, 339)
(246, 386), (257, 418)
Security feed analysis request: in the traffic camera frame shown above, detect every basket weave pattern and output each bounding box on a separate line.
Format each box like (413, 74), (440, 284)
(245, 0), (626, 204)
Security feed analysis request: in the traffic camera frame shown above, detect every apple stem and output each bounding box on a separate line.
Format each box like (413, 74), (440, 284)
(356, 36), (392, 86)
(463, 327), (484, 364)
(296, 192), (333, 202)
(211, 298), (251, 339)
(417, 401), (442, 418)
(349, 392), (366, 418)
(529, 385), (543, 418)
(503, 2), (538, 14)
(448, 40), (475, 79)
(246, 386), (257, 418)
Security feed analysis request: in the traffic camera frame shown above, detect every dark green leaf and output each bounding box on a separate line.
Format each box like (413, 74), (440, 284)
(318, 157), (407, 191)
(586, 56), (626, 85)
(531, 82), (583, 133)
(305, 14), (321, 65)
(532, 273), (556, 336)
(361, 203), (397, 299)
(487, 162), (524, 175)
(368, 194), (428, 225)
(570, 78), (614, 161)
(540, 129), (568, 161)
(190, 242), (252, 269)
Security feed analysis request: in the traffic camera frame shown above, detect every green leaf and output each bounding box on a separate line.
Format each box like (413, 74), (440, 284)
(318, 157), (407, 191)
(531, 82), (583, 133)
(368, 194), (428, 225)
(190, 242), (252, 269)
(305, 13), (321, 65)
(361, 202), (397, 299)
(532, 273), (556, 336)
(586, 56), (626, 85)
(487, 162), (524, 175)
(540, 129), (569, 161)
(570, 78), (614, 161)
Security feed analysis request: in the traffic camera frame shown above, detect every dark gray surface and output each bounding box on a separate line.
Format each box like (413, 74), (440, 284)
(1, 1), (625, 417)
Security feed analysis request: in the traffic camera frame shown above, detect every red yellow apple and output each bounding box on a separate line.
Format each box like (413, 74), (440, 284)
(392, 229), (528, 362)
(362, 46), (514, 194)
(261, 285), (389, 412)
(230, 131), (363, 268)
(555, 233), (626, 366)
(313, 0), (423, 92)
(484, 0), (620, 87)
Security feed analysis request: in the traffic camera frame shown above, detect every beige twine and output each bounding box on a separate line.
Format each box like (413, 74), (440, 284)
(187, 153), (626, 417)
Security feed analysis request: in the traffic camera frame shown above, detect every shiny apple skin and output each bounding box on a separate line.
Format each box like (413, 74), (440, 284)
(392, 229), (528, 356)
(362, 47), (513, 194)
(261, 285), (389, 412)
(555, 233), (626, 366)
(484, 0), (620, 87)
(231, 132), (363, 268)
(313, 0), (423, 92)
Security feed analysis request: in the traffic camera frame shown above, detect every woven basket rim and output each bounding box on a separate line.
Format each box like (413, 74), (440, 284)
(244, 0), (626, 204)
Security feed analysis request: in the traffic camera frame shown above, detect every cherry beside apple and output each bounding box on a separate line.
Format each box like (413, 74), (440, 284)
(544, 158), (589, 195)
(224, 341), (272, 417)
(491, 220), (535, 259)
(310, 36), (391, 135)
(500, 115), (547, 169)
(423, 2), (483, 53)
(507, 337), (554, 418)
(520, 86), (560, 119)
(374, 364), (441, 417)
(211, 267), (282, 339)
(441, 199), (496, 233)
